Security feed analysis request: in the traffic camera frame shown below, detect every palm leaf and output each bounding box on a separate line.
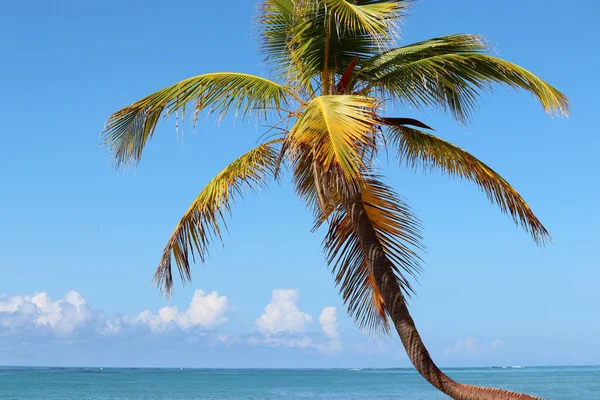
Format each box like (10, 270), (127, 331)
(258, 0), (316, 92)
(323, 174), (423, 334)
(287, 95), (379, 179)
(289, 142), (337, 222)
(102, 73), (293, 167)
(153, 139), (282, 296)
(386, 125), (550, 243)
(359, 34), (569, 122)
(258, 0), (410, 93)
(379, 116), (433, 130)
(361, 33), (488, 72)
(322, 0), (404, 38)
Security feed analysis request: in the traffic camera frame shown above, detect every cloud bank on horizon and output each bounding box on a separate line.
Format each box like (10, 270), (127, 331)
(0, 290), (93, 336)
(0, 288), (341, 355)
(1, 288), (515, 367)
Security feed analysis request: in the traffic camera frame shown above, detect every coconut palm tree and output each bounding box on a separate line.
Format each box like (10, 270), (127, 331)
(102, 1), (568, 399)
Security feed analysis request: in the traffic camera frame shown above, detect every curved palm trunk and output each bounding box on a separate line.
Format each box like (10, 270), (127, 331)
(344, 194), (545, 400)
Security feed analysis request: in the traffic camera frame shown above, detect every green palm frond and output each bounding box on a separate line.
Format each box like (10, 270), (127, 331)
(322, 0), (404, 38)
(323, 175), (423, 334)
(386, 125), (550, 243)
(102, 73), (294, 167)
(288, 95), (379, 179)
(258, 0), (411, 93)
(359, 34), (569, 122)
(361, 34), (487, 71)
(258, 0), (315, 92)
(153, 139), (282, 296)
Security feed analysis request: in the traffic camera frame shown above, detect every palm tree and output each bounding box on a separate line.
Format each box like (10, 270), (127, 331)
(102, 1), (568, 399)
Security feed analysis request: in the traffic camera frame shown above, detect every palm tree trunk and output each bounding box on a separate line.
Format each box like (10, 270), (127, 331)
(344, 193), (545, 400)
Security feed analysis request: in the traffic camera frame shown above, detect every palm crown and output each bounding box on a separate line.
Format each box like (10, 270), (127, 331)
(102, 2), (568, 399)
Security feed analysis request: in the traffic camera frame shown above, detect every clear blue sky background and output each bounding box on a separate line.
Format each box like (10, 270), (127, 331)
(0, 0), (598, 368)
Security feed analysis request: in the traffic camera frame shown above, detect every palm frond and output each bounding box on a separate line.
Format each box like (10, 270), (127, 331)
(153, 139), (282, 296)
(359, 34), (570, 122)
(258, 0), (316, 92)
(289, 142), (339, 223)
(323, 174), (423, 334)
(361, 33), (488, 72)
(386, 125), (550, 243)
(379, 116), (433, 130)
(322, 0), (404, 38)
(258, 0), (411, 92)
(287, 95), (379, 179)
(103, 73), (293, 167)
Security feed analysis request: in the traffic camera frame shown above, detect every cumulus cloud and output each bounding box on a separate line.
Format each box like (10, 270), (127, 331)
(444, 336), (504, 358)
(252, 290), (341, 354)
(317, 306), (342, 354)
(0, 289), (229, 337)
(1, 288), (343, 357)
(255, 289), (312, 335)
(134, 290), (229, 332)
(0, 291), (91, 335)
(319, 306), (338, 339)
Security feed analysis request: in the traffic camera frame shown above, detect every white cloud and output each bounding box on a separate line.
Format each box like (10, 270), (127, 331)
(134, 289), (229, 332)
(0, 295), (24, 313)
(255, 289), (312, 335)
(252, 291), (341, 355)
(1, 288), (342, 356)
(0, 291), (91, 335)
(1, 289), (229, 337)
(317, 306), (342, 355)
(444, 336), (504, 358)
(319, 306), (339, 339)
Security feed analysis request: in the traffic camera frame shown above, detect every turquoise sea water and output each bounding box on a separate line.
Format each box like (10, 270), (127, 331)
(0, 366), (598, 399)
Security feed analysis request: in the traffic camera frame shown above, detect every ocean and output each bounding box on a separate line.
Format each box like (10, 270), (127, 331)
(0, 366), (598, 399)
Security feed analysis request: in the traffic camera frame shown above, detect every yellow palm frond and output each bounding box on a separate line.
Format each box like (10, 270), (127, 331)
(289, 142), (338, 223)
(103, 73), (294, 167)
(154, 139), (282, 296)
(323, 174), (423, 334)
(287, 95), (379, 179)
(386, 125), (550, 243)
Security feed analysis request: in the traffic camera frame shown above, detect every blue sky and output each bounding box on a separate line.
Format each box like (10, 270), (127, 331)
(0, 0), (598, 368)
